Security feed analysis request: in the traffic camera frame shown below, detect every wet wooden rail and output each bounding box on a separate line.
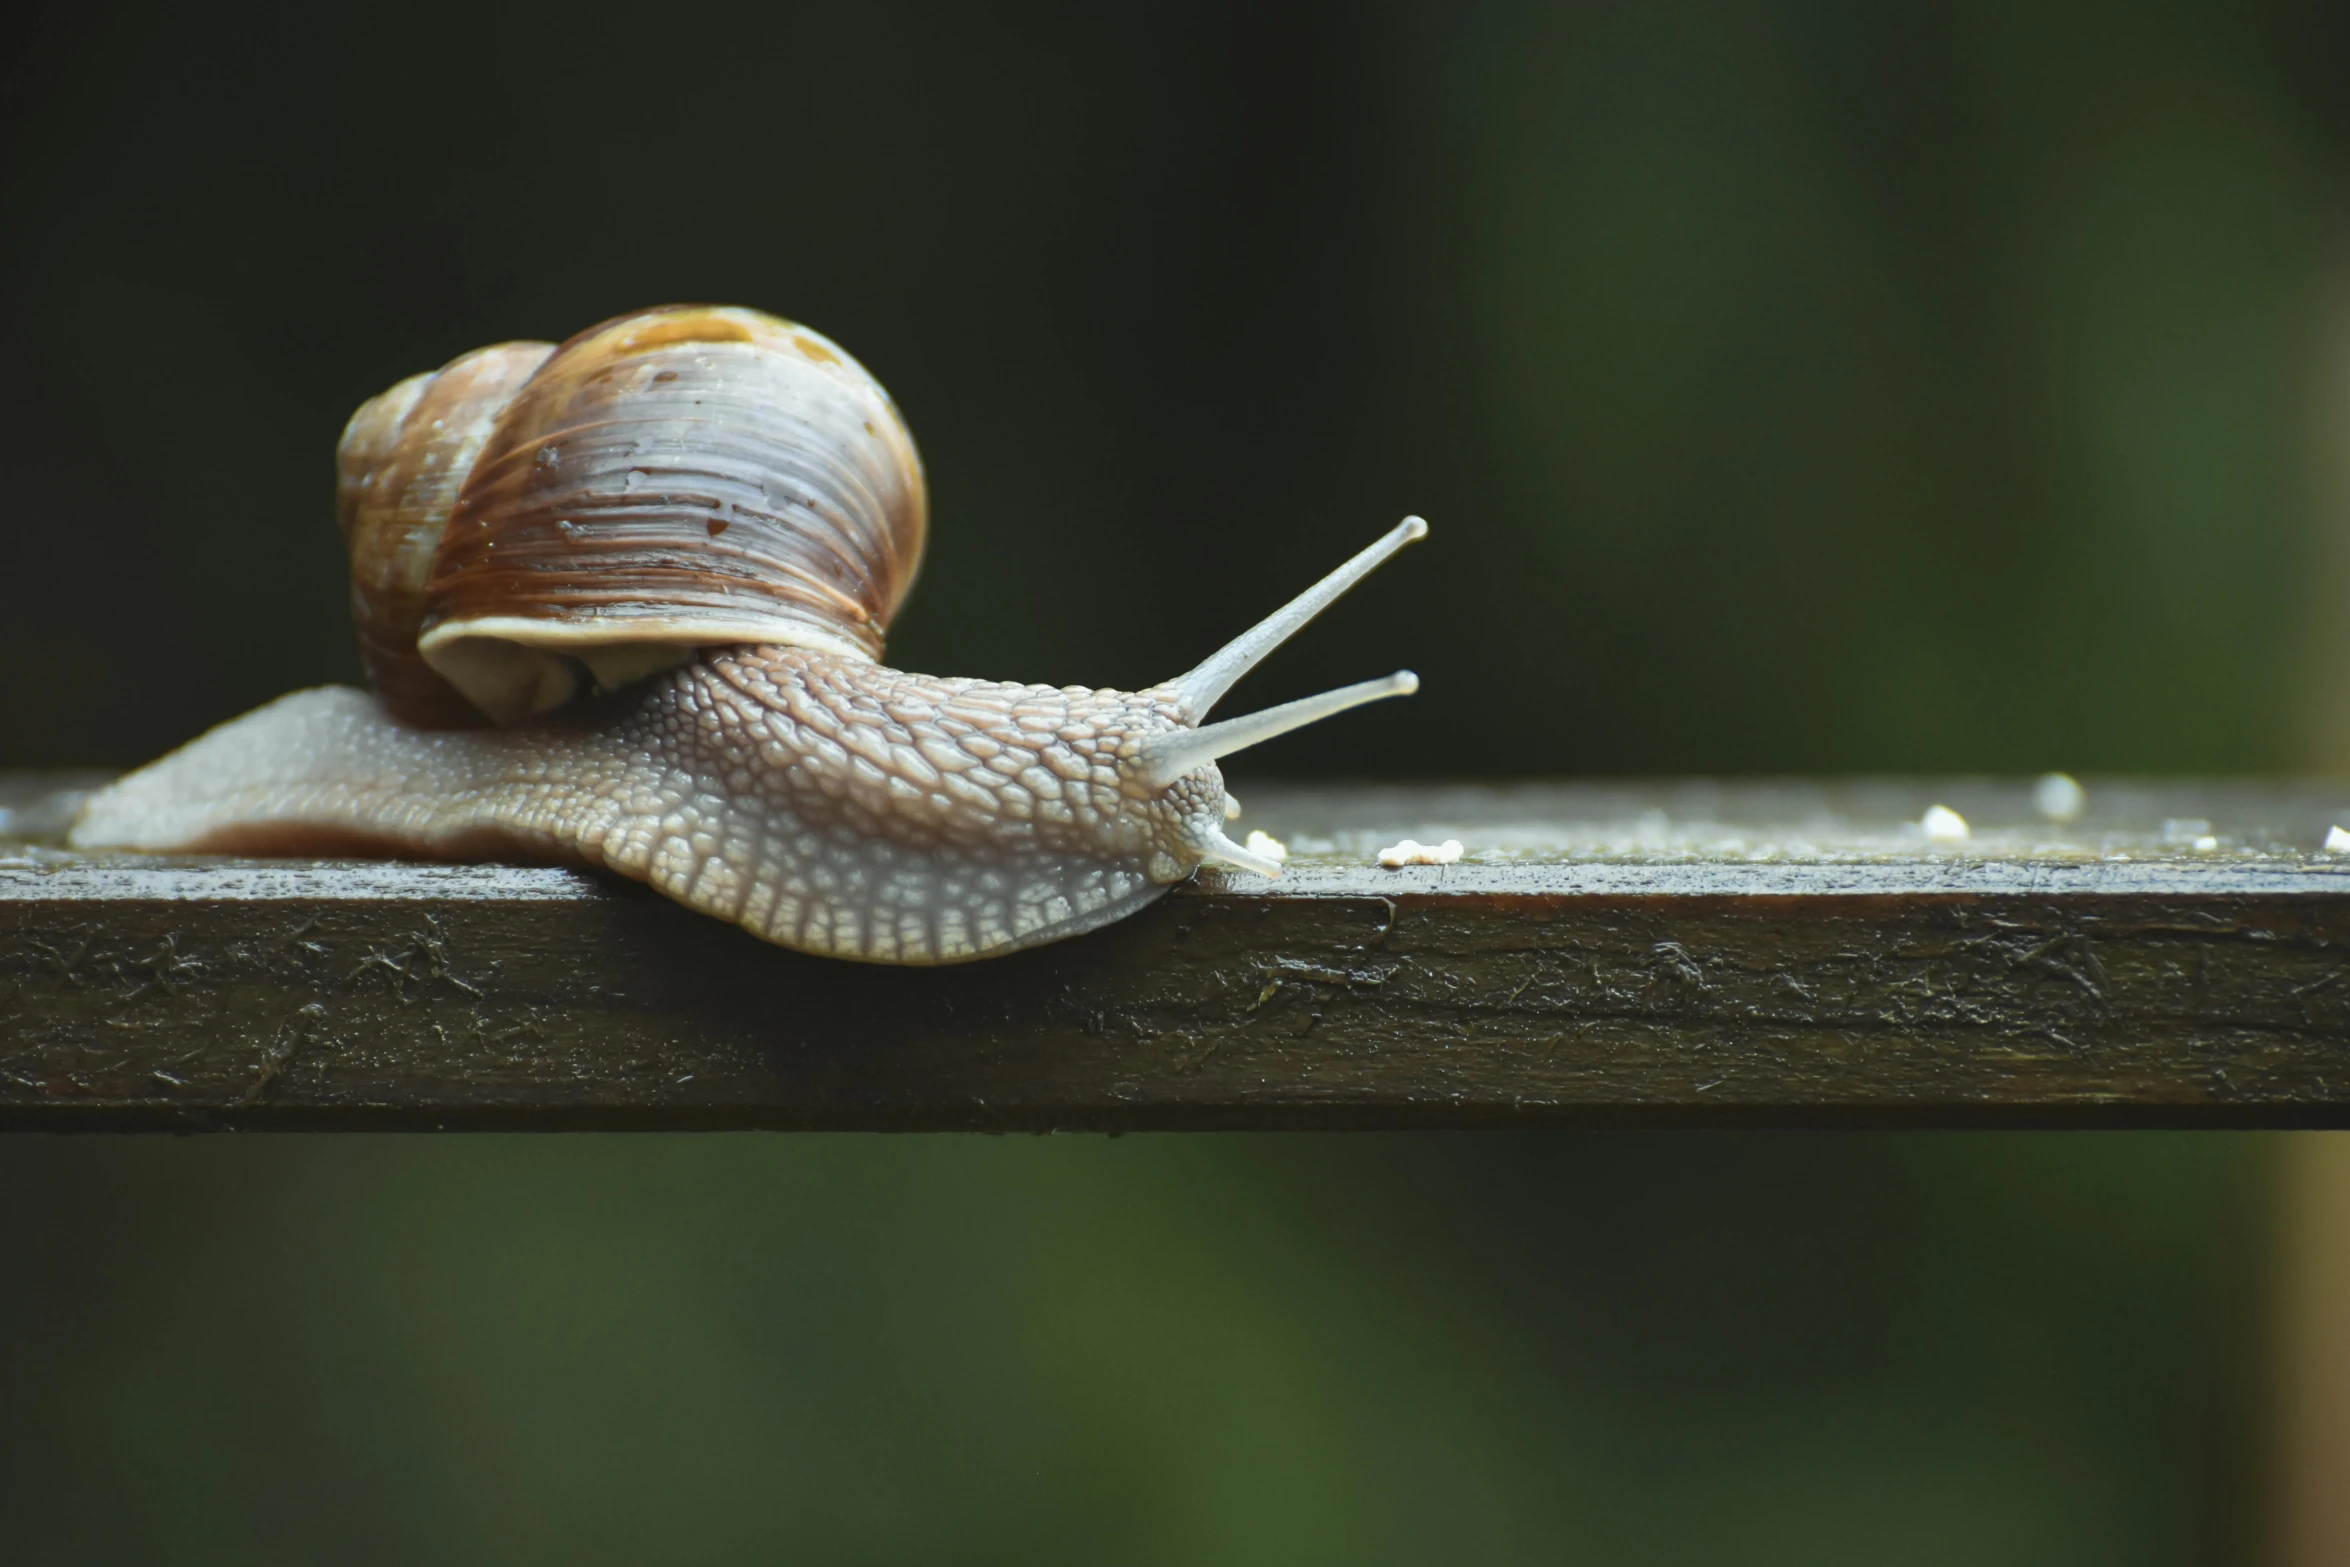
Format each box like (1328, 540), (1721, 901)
(5, 774), (2350, 1131)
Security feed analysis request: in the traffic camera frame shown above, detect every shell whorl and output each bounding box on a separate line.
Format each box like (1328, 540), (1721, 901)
(336, 305), (927, 727)
(336, 341), (554, 728)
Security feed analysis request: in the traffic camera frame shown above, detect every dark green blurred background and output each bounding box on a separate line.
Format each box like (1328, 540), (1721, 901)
(3, 1), (2342, 1559)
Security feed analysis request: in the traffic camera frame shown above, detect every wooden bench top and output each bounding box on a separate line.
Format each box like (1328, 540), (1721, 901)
(6, 774), (2349, 1130)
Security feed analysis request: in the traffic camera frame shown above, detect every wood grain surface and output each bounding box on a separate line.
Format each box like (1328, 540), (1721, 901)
(6, 775), (2350, 1130)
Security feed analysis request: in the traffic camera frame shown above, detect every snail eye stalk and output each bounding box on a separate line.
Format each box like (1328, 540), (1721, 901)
(1170, 515), (1428, 722)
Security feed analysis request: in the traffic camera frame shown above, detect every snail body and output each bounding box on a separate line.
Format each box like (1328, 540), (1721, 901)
(71, 306), (1425, 963)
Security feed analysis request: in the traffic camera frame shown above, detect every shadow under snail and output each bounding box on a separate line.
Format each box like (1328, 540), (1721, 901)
(70, 304), (1427, 964)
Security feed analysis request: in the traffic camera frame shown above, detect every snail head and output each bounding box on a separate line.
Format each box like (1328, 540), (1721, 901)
(1128, 516), (1427, 878)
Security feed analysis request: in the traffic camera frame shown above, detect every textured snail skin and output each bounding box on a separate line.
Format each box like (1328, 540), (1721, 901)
(72, 647), (1229, 964)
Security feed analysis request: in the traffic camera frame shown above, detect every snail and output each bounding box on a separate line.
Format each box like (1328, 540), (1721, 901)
(69, 305), (1426, 964)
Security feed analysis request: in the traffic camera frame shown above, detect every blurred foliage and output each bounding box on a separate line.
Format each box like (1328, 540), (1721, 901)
(2, 0), (2341, 777)
(0, 1134), (2267, 1564)
(1464, 1), (2331, 771)
(1, 0), (2337, 1559)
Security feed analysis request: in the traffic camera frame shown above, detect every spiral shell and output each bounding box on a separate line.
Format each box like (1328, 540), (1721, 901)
(336, 305), (928, 726)
(337, 341), (555, 728)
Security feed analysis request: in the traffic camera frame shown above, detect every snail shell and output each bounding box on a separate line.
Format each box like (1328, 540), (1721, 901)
(338, 306), (925, 726)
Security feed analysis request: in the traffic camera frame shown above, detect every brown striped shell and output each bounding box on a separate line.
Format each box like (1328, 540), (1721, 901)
(334, 305), (928, 726)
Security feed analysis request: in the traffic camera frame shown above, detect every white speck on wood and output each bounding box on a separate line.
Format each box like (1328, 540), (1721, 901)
(1244, 829), (1288, 862)
(2034, 772), (2085, 822)
(1378, 837), (1463, 868)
